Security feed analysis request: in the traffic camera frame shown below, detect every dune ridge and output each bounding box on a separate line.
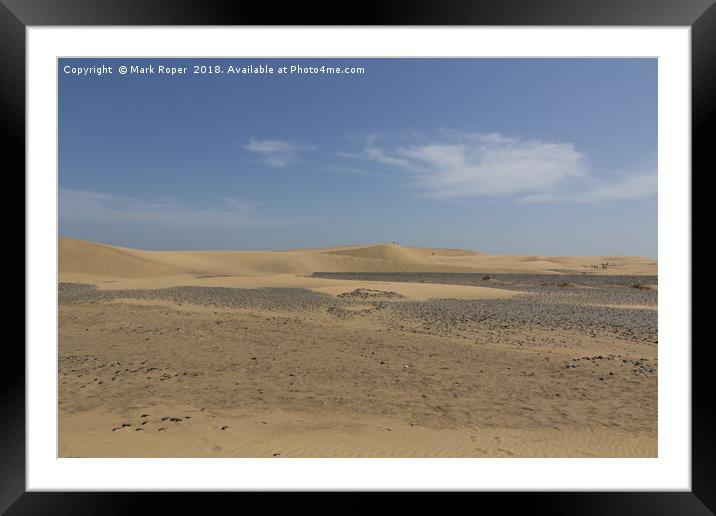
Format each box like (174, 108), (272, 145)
(59, 237), (657, 280)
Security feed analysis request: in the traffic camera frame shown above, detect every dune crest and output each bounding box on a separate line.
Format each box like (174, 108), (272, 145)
(59, 237), (657, 280)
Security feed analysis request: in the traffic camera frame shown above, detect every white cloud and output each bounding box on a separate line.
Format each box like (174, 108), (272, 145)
(244, 138), (308, 168)
(60, 189), (318, 228)
(364, 147), (411, 168)
(520, 172), (658, 203)
(336, 151), (363, 160)
(340, 131), (656, 203)
(338, 147), (410, 168)
(327, 165), (383, 177)
(578, 173), (657, 202)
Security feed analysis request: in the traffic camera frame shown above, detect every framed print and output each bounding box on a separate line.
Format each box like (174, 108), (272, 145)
(6, 0), (712, 512)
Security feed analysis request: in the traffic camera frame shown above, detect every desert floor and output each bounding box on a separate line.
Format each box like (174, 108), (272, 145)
(58, 238), (657, 457)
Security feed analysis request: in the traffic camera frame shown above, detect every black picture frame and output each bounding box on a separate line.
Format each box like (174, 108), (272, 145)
(6, 0), (712, 513)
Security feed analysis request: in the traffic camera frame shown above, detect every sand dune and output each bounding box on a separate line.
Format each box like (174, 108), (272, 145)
(58, 238), (657, 458)
(59, 237), (657, 281)
(59, 237), (185, 278)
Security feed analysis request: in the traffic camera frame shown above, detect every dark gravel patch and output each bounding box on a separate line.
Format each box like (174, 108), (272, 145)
(385, 298), (657, 344)
(59, 283), (336, 312)
(337, 288), (405, 300)
(311, 271), (657, 287)
(59, 281), (657, 343)
(312, 272), (658, 306)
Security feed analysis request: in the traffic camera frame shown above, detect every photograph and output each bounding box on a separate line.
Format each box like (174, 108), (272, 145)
(57, 57), (658, 458)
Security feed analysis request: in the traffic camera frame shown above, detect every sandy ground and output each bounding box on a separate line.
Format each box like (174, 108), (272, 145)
(59, 237), (658, 279)
(61, 273), (520, 302)
(58, 238), (657, 457)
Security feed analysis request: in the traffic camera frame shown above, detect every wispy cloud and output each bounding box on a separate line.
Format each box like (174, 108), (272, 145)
(326, 165), (383, 177)
(339, 131), (656, 203)
(60, 189), (320, 228)
(364, 147), (411, 168)
(244, 138), (310, 168)
(580, 173), (657, 202)
(520, 172), (657, 203)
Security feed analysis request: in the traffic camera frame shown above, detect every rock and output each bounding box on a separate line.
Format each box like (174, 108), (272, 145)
(337, 288), (405, 300)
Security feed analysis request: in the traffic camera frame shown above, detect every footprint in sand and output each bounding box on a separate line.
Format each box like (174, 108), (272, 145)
(158, 427), (168, 432)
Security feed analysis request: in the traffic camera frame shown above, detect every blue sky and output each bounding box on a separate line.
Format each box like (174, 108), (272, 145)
(59, 58), (657, 256)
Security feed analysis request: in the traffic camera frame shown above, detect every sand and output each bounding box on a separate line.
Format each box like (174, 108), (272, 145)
(58, 238), (657, 458)
(59, 237), (658, 281)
